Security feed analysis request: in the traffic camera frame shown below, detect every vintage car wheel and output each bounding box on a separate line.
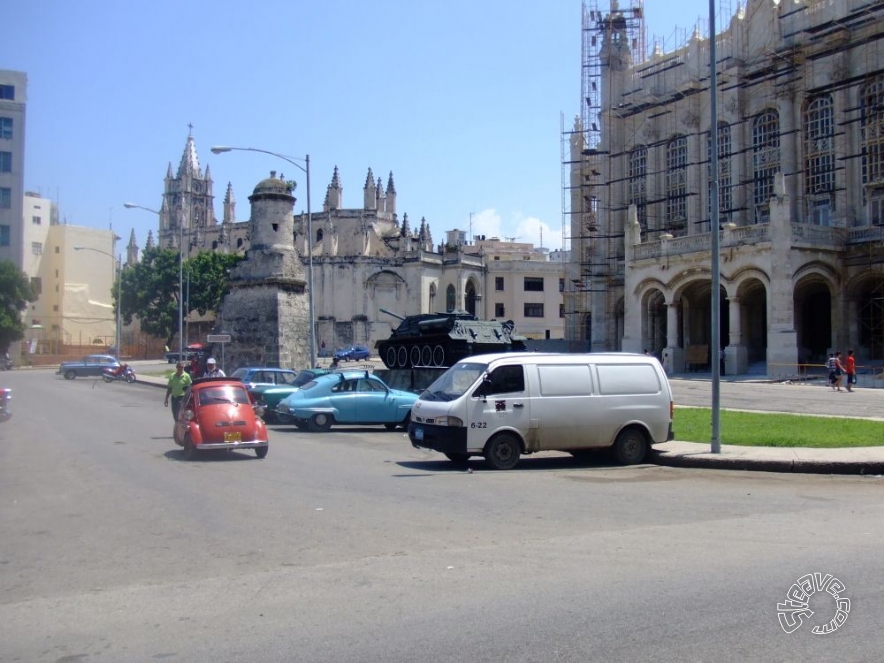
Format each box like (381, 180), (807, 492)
(182, 435), (197, 460)
(484, 433), (521, 470)
(613, 428), (647, 465)
(308, 413), (333, 432)
(64, 370), (77, 380)
(254, 446), (268, 459)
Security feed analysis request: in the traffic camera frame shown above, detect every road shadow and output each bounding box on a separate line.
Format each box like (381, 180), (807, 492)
(162, 448), (261, 462)
(395, 450), (622, 475)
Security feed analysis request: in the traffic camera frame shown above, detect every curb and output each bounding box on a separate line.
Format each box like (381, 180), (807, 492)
(650, 451), (884, 476)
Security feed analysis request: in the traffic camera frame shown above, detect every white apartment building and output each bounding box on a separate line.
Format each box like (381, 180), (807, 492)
(0, 70), (26, 270)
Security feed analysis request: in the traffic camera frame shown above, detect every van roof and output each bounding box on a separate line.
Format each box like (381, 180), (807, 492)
(456, 351), (657, 366)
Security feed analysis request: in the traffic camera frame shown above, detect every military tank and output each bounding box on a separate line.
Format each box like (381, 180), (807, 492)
(376, 308), (527, 369)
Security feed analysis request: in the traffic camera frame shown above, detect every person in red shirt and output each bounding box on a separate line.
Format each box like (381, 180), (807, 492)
(844, 349), (857, 392)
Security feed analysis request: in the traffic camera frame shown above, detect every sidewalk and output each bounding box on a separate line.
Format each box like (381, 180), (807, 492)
(135, 369), (884, 476)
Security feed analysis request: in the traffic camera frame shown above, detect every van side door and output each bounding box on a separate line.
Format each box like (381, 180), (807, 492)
(466, 364), (530, 453)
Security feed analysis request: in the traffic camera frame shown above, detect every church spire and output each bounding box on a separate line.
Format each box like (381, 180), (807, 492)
(223, 182), (236, 224)
(177, 127), (202, 179)
(385, 171), (397, 216)
(363, 167), (377, 210)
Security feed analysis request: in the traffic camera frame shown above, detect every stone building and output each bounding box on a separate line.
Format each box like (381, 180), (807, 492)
(143, 133), (566, 363)
(566, 0), (884, 375)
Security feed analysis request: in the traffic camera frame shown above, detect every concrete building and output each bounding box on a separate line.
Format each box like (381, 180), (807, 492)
(24, 221), (118, 354)
(0, 70), (27, 270)
(565, 0), (884, 375)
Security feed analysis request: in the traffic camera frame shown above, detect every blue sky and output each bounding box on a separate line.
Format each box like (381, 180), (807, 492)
(4, 0), (723, 255)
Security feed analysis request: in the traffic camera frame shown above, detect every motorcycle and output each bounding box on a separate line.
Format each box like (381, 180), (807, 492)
(0, 388), (10, 422)
(103, 363), (136, 384)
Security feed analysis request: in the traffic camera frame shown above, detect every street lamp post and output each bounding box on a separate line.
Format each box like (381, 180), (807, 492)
(211, 146), (316, 368)
(124, 202), (184, 358)
(74, 246), (121, 358)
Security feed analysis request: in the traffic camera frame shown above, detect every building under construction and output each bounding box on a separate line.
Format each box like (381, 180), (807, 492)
(563, 0), (884, 375)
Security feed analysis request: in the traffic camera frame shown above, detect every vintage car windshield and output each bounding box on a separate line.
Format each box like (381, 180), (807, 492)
(198, 386), (251, 406)
(419, 362), (486, 401)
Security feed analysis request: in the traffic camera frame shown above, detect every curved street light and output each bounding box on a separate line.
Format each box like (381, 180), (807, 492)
(74, 245), (122, 359)
(124, 202), (184, 357)
(211, 145), (316, 368)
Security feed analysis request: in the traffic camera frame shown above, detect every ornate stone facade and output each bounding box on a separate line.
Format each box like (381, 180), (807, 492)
(568, 1), (884, 375)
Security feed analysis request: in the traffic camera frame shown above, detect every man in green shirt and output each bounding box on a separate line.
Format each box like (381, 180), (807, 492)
(165, 362), (192, 421)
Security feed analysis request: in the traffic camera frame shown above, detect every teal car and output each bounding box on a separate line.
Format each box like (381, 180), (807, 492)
(276, 371), (418, 432)
(249, 369), (330, 423)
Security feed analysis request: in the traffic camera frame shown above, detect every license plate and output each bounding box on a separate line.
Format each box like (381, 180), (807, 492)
(224, 432), (242, 443)
(414, 426), (424, 441)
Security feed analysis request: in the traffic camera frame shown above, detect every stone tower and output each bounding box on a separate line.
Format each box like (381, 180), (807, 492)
(218, 171), (310, 370)
(158, 129), (217, 254)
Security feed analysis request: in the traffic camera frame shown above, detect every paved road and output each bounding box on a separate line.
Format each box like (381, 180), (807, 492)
(0, 370), (881, 661)
(671, 376), (881, 419)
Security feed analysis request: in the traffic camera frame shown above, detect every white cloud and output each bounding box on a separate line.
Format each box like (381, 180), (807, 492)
(466, 209), (563, 251)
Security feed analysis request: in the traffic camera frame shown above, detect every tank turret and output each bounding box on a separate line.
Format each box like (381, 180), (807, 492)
(376, 309), (526, 369)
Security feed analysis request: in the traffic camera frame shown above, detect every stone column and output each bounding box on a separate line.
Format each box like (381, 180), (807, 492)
(727, 295), (747, 374)
(662, 300), (683, 375)
(777, 91), (797, 218)
(767, 174), (798, 374)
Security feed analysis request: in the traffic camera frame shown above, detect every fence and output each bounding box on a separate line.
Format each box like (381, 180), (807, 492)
(768, 362), (884, 389)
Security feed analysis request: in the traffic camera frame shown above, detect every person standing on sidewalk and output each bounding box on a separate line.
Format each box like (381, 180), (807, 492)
(164, 362), (192, 421)
(844, 349), (857, 392)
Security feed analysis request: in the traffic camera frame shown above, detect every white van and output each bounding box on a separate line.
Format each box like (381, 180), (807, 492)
(408, 352), (674, 470)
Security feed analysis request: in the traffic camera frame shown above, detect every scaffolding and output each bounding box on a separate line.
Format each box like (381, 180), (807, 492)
(562, 0), (646, 348)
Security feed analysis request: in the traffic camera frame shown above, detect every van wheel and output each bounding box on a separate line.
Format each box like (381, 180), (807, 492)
(613, 429), (647, 465)
(484, 434), (521, 470)
(308, 413), (333, 432)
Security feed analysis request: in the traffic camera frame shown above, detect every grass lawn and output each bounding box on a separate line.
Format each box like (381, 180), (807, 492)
(675, 407), (884, 448)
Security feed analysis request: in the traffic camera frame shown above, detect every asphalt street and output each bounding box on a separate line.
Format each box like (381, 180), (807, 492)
(0, 369), (881, 662)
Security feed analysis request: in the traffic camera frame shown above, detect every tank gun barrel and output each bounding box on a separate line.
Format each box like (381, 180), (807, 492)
(379, 307), (406, 321)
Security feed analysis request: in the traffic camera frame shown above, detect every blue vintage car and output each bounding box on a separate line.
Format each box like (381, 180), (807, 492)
(57, 354), (121, 380)
(275, 371), (418, 432)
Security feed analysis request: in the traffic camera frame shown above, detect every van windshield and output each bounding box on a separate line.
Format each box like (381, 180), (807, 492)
(419, 362), (486, 401)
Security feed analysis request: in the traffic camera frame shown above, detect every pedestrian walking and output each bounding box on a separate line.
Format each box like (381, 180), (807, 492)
(844, 349), (857, 392)
(826, 353), (838, 390)
(164, 362), (192, 421)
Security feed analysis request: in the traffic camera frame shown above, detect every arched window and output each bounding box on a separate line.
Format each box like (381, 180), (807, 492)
(446, 284), (456, 312)
(316, 228), (324, 243)
(666, 135), (687, 235)
(706, 122), (732, 231)
(753, 110), (780, 223)
(804, 95), (835, 225)
(861, 77), (884, 225)
(628, 146), (648, 230)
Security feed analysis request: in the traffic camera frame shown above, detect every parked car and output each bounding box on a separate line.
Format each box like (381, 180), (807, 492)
(173, 377), (269, 460)
(249, 369), (331, 424)
(58, 354), (121, 380)
(333, 345), (371, 362)
(276, 370), (418, 432)
(231, 367), (299, 390)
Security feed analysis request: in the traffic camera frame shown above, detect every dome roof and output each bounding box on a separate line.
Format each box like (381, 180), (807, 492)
(252, 171), (295, 197)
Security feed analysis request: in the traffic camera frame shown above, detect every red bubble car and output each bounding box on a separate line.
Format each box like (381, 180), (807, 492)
(173, 377), (269, 460)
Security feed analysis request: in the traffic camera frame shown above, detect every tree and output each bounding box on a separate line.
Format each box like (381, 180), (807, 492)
(118, 247), (243, 347)
(0, 260), (38, 352)
(185, 251), (244, 317)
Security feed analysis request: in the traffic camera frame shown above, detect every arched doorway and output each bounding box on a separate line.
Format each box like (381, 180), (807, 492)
(855, 274), (884, 360)
(794, 275), (832, 364)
